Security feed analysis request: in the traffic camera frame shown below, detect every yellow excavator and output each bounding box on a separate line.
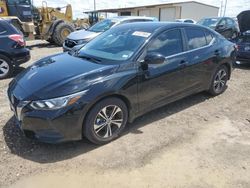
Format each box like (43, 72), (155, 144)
(0, 0), (87, 46)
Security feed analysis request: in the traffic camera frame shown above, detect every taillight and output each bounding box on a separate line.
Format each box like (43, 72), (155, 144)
(8, 34), (26, 47)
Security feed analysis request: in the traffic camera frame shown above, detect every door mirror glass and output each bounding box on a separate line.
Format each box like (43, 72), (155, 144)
(144, 52), (165, 64)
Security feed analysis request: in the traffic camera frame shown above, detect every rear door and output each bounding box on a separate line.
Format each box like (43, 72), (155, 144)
(182, 27), (217, 90)
(138, 28), (189, 111)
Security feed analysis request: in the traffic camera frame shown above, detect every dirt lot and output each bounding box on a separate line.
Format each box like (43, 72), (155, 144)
(0, 40), (250, 188)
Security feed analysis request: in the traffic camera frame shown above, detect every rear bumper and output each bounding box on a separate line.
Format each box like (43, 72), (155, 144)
(11, 48), (30, 66)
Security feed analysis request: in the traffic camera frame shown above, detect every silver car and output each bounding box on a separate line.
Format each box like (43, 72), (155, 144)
(63, 16), (158, 52)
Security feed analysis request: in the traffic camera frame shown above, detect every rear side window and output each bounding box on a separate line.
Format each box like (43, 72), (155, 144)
(205, 31), (214, 45)
(0, 22), (7, 35)
(185, 28), (207, 50)
(147, 29), (183, 57)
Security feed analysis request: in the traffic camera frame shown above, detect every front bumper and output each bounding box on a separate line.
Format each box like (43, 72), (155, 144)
(236, 51), (250, 62)
(8, 95), (88, 143)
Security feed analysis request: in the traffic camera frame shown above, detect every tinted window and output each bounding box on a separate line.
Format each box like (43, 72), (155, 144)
(185, 20), (194, 23)
(0, 22), (7, 35)
(226, 18), (234, 26)
(218, 19), (226, 26)
(185, 28), (207, 50)
(88, 19), (116, 32)
(205, 31), (214, 44)
(147, 29), (183, 57)
(7, 0), (31, 5)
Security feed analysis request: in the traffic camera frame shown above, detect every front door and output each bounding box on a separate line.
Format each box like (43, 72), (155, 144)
(138, 28), (189, 112)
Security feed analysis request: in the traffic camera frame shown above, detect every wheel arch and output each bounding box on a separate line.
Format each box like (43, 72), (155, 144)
(81, 93), (133, 138)
(221, 62), (232, 80)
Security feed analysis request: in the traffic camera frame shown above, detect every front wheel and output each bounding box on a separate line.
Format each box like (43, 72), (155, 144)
(83, 97), (128, 145)
(208, 65), (229, 96)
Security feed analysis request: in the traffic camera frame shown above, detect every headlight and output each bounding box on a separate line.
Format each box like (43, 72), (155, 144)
(30, 90), (88, 110)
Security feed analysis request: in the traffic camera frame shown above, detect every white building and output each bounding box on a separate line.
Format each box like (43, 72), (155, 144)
(97, 1), (219, 22)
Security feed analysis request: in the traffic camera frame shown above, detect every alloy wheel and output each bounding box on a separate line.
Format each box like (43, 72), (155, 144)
(213, 69), (227, 93)
(0, 59), (9, 77)
(94, 105), (124, 139)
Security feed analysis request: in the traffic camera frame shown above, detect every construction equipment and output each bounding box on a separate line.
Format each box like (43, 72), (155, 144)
(0, 0), (78, 46)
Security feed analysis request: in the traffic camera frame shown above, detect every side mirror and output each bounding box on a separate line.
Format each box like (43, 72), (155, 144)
(144, 52), (165, 65)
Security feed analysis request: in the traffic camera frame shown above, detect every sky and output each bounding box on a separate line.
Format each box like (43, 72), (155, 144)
(33, 0), (250, 19)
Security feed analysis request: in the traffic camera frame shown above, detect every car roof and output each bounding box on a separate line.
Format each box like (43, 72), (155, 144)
(111, 21), (213, 32)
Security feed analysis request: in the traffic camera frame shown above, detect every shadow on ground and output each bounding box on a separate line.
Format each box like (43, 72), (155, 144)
(3, 92), (210, 164)
(235, 62), (250, 70)
(27, 42), (60, 50)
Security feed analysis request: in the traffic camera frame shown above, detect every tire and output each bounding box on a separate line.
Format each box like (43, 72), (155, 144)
(0, 54), (13, 79)
(208, 65), (229, 96)
(83, 97), (128, 145)
(46, 38), (55, 44)
(52, 22), (75, 46)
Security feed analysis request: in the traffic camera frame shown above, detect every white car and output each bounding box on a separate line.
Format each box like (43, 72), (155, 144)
(175, 19), (196, 24)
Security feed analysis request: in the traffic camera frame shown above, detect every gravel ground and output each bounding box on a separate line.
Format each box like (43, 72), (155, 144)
(0, 40), (250, 188)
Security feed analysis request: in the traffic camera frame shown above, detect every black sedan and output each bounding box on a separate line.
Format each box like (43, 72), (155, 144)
(236, 10), (250, 63)
(8, 22), (236, 144)
(0, 19), (30, 79)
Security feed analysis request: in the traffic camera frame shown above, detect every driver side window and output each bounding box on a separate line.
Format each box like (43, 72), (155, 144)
(147, 29), (183, 57)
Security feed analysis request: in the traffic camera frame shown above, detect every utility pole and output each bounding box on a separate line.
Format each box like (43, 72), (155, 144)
(223, 0), (228, 16)
(219, 0), (223, 17)
(94, 0), (96, 11)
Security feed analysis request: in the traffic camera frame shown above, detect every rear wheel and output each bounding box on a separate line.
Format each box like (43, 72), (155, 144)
(208, 65), (229, 96)
(83, 97), (128, 145)
(0, 55), (13, 79)
(52, 22), (75, 46)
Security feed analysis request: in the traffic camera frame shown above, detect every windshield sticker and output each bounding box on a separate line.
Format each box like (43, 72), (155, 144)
(132, 31), (151, 38)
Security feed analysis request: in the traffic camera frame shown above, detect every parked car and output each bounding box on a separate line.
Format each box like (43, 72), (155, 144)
(236, 10), (250, 63)
(0, 19), (30, 79)
(63, 16), (158, 52)
(176, 19), (196, 23)
(8, 22), (236, 144)
(197, 17), (239, 40)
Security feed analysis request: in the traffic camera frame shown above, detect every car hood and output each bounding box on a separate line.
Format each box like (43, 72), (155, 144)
(67, 30), (101, 41)
(11, 53), (118, 100)
(237, 10), (250, 33)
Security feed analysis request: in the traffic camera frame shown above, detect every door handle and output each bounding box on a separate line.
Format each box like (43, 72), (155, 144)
(178, 60), (188, 68)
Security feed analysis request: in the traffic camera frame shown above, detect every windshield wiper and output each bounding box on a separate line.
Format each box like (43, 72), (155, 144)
(78, 54), (102, 63)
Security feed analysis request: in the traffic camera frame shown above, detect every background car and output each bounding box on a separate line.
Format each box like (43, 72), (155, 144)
(197, 17), (239, 40)
(175, 19), (196, 23)
(8, 22), (236, 144)
(63, 16), (158, 51)
(0, 19), (30, 79)
(236, 10), (250, 63)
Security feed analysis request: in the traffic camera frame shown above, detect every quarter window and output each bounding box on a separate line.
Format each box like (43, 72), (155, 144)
(0, 24), (6, 35)
(205, 31), (214, 45)
(147, 29), (183, 57)
(185, 28), (207, 50)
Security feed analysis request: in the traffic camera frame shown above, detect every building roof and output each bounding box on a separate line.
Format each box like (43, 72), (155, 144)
(86, 1), (219, 13)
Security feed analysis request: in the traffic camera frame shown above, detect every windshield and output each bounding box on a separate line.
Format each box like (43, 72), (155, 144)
(88, 19), (117, 33)
(7, 0), (31, 5)
(78, 27), (152, 61)
(197, 18), (219, 27)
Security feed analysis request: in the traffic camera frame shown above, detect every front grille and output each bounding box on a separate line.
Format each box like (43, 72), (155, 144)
(65, 39), (77, 48)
